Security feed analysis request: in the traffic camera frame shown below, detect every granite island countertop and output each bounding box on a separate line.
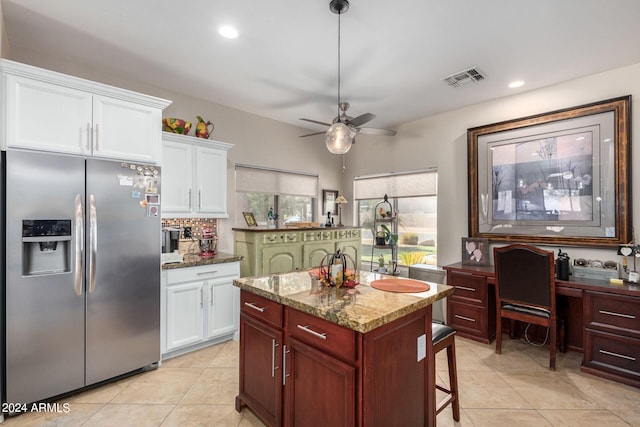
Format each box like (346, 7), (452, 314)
(234, 269), (454, 334)
(162, 251), (243, 270)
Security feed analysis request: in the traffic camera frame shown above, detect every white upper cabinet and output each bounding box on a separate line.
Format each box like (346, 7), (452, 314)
(161, 132), (233, 218)
(1, 59), (171, 163)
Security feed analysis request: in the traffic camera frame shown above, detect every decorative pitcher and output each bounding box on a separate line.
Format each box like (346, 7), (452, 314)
(195, 116), (214, 139)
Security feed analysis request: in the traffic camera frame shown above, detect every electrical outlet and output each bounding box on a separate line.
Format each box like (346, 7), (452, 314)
(183, 226), (192, 238)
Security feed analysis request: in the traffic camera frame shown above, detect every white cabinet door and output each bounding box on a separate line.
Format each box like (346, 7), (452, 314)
(195, 146), (228, 216)
(92, 95), (161, 163)
(206, 278), (237, 339)
(5, 74), (92, 154)
(161, 141), (193, 213)
(161, 133), (232, 218)
(166, 282), (205, 351)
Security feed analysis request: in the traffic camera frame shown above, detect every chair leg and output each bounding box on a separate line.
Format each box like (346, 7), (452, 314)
(446, 338), (460, 422)
(495, 313), (502, 354)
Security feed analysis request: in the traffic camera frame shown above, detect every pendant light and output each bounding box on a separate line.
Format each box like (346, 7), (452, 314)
(326, 0), (354, 155)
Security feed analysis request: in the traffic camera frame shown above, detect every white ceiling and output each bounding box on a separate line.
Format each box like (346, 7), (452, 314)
(3, 0), (640, 134)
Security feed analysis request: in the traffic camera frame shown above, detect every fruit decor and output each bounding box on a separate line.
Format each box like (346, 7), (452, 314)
(318, 249), (358, 288)
(162, 118), (192, 135)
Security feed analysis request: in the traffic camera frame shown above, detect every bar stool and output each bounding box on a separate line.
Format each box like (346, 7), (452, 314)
(432, 323), (460, 422)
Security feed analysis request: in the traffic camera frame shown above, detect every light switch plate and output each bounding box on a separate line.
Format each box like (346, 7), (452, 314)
(417, 334), (426, 362)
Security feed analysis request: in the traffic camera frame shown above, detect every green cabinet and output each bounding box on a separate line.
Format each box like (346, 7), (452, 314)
(234, 228), (361, 277)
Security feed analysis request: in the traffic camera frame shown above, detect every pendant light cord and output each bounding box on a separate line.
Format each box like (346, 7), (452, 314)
(337, 10), (341, 119)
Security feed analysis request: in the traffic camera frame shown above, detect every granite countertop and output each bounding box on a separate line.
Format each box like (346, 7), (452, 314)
(162, 252), (243, 270)
(234, 269), (454, 334)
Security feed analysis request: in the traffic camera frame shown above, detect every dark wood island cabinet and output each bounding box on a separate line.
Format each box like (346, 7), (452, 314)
(234, 270), (453, 427)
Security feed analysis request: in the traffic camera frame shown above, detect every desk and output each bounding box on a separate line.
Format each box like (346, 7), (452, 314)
(443, 263), (640, 388)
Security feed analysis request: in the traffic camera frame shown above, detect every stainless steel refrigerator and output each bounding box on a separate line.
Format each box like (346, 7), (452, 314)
(4, 149), (161, 405)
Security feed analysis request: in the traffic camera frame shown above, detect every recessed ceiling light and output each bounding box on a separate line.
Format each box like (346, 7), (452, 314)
(219, 26), (238, 39)
(508, 80), (525, 89)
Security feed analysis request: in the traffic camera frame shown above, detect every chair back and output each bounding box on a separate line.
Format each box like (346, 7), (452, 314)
(494, 244), (555, 310)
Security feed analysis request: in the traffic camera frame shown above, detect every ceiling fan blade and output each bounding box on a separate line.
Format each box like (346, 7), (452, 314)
(299, 131), (326, 138)
(349, 112), (376, 127)
(358, 127), (397, 136)
(299, 118), (332, 127)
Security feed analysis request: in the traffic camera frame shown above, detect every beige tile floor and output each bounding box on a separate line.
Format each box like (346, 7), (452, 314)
(3, 336), (640, 426)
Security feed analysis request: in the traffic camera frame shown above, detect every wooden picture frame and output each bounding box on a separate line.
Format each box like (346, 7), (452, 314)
(468, 96), (631, 247)
(242, 211), (257, 227)
(322, 189), (339, 216)
(461, 237), (489, 266)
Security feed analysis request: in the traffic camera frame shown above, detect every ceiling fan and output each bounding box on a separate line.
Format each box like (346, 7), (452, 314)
(300, 0), (396, 154)
(299, 101), (397, 139)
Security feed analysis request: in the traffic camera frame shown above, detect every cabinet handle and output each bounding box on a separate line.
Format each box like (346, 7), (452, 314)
(85, 123), (91, 152)
(455, 285), (476, 292)
(282, 345), (290, 385)
(197, 270), (218, 276)
(198, 190), (202, 210)
(243, 302), (265, 312)
(271, 339), (279, 378)
(210, 286), (213, 306)
(454, 314), (476, 323)
(599, 349), (636, 361)
(94, 123), (99, 151)
(599, 310), (636, 320)
(297, 324), (327, 340)
(188, 189), (192, 209)
(200, 288), (203, 308)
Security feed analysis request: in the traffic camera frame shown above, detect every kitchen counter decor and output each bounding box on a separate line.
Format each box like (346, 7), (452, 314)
(317, 248), (358, 288)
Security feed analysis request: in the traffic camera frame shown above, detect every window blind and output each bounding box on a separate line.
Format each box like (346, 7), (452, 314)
(235, 164), (318, 197)
(353, 169), (437, 200)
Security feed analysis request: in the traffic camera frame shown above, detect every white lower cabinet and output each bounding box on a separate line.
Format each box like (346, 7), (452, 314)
(162, 262), (240, 356)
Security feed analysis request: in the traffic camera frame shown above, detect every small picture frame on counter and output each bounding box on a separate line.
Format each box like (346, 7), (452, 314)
(243, 212), (257, 227)
(461, 237), (489, 266)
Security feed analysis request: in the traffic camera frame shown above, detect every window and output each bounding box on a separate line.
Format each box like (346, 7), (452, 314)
(355, 169), (437, 267)
(235, 165), (318, 226)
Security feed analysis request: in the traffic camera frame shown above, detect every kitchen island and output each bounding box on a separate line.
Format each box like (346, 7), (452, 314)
(234, 269), (453, 427)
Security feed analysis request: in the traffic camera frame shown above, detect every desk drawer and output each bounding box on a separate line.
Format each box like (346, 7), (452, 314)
(286, 307), (357, 363)
(448, 271), (486, 305)
(584, 328), (640, 381)
(585, 291), (640, 338)
(447, 300), (486, 338)
(241, 291), (283, 328)
(167, 262), (239, 284)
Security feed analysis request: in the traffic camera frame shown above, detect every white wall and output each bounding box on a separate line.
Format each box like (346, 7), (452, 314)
(341, 63), (640, 266)
(7, 46), (640, 267)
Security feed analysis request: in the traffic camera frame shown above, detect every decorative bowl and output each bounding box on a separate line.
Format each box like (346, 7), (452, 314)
(162, 118), (192, 135)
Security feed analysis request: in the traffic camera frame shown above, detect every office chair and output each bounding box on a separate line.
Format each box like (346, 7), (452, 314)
(493, 244), (557, 370)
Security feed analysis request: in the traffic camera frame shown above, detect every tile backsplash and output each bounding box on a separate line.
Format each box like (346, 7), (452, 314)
(162, 218), (219, 255)
(162, 218), (218, 239)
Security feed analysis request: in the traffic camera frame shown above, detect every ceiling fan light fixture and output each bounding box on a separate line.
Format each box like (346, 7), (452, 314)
(325, 122), (353, 154)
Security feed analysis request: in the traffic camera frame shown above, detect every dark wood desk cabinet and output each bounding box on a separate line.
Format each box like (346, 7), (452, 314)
(582, 291), (640, 388)
(444, 262), (640, 389)
(444, 264), (496, 344)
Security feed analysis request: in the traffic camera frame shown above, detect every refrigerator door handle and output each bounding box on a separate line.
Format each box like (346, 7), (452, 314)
(89, 194), (98, 293)
(74, 194), (84, 296)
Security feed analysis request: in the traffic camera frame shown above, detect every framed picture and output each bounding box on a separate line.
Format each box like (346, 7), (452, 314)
(468, 96), (631, 247)
(461, 237), (489, 266)
(322, 189), (338, 215)
(242, 212), (257, 227)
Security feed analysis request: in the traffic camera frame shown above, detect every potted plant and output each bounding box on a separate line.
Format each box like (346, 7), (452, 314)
(380, 224), (398, 246)
(375, 228), (386, 246)
(377, 254), (387, 273)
